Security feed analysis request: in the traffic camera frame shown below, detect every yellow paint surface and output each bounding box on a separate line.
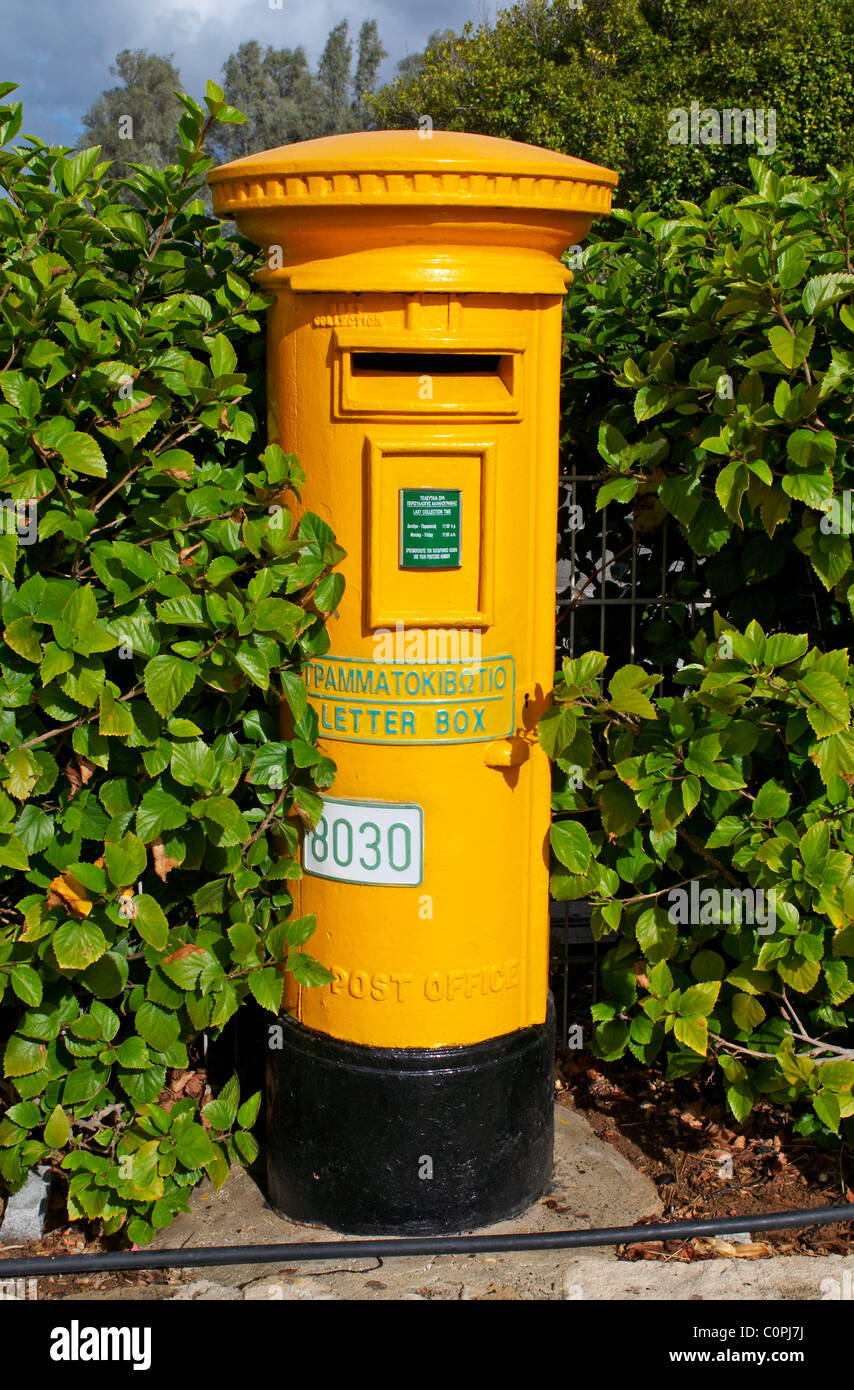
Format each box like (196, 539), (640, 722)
(209, 131), (616, 1047)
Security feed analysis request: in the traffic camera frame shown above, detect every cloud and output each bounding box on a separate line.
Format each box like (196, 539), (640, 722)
(6, 0), (487, 147)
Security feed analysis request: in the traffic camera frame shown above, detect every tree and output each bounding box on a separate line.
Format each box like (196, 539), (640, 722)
(395, 30), (456, 85)
(214, 40), (317, 159)
(369, 0), (854, 208)
(353, 20), (388, 125)
(317, 19), (356, 135)
(78, 50), (184, 176)
(215, 19), (388, 158)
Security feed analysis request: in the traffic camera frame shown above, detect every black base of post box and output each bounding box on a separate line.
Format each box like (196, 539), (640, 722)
(266, 998), (555, 1235)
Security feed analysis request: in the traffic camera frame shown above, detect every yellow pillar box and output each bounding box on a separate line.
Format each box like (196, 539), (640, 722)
(209, 130), (616, 1234)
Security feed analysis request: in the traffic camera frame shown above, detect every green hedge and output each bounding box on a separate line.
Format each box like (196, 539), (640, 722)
(370, 0), (854, 207)
(0, 83), (339, 1244)
(547, 160), (854, 1142)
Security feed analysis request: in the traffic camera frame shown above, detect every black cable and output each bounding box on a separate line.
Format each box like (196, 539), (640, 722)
(0, 1203), (851, 1279)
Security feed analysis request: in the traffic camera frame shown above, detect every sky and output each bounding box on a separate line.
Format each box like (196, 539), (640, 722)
(5, 0), (493, 147)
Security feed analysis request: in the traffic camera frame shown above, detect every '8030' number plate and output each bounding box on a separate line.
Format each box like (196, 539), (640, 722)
(303, 796), (424, 887)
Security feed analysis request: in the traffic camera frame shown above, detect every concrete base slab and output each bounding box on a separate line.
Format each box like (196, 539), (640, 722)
(58, 1106), (851, 1301)
(560, 1253), (852, 1301)
(63, 1106), (660, 1300)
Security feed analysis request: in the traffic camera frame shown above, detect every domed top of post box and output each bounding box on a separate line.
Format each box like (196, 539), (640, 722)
(208, 129), (617, 294)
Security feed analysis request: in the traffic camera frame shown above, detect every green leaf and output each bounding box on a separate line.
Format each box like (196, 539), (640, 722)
(170, 740), (216, 789)
(313, 572), (344, 612)
(648, 961), (673, 996)
(136, 787), (187, 841)
(160, 945), (208, 988)
(248, 966), (284, 1013)
(593, 1018), (629, 1060)
(115, 1037), (150, 1068)
(201, 795), (250, 845)
(2, 748), (40, 801)
(203, 1076), (239, 1130)
(201, 1098), (235, 1131)
(764, 633), (808, 667)
(813, 1088), (840, 1133)
(4, 1034), (47, 1077)
(550, 820), (592, 874)
(596, 476), (638, 509)
(133, 895), (169, 950)
(818, 1060), (854, 1091)
(608, 671), (657, 718)
(781, 467), (833, 509)
(237, 1092), (261, 1129)
(234, 645), (270, 690)
(80, 950), (129, 999)
(715, 460), (749, 524)
(799, 670), (848, 738)
(777, 954), (822, 992)
(135, 1001), (181, 1052)
(802, 273), (854, 318)
(634, 385), (669, 421)
(673, 1014), (708, 1055)
(537, 703), (577, 757)
(753, 780), (791, 821)
(690, 950), (725, 982)
(105, 832), (147, 887)
(118, 1065), (165, 1106)
(1, 372), (41, 418)
(598, 779), (640, 835)
(678, 981), (720, 1016)
(174, 1121), (216, 1168)
(57, 432), (108, 478)
(288, 953), (335, 987)
(731, 992), (766, 1030)
(143, 655), (197, 717)
(6, 1101), (43, 1128)
(799, 820), (830, 875)
(151, 448), (195, 476)
(210, 333), (237, 377)
(156, 594), (206, 627)
(252, 596), (304, 636)
(635, 907), (677, 962)
(53, 919), (107, 970)
(787, 428), (836, 470)
(726, 1081), (755, 1122)
(43, 1105), (71, 1149)
(11, 964), (42, 1006)
(4, 616), (42, 663)
(285, 915), (317, 947)
(234, 1129), (259, 1165)
(767, 323), (815, 369)
(99, 685), (134, 737)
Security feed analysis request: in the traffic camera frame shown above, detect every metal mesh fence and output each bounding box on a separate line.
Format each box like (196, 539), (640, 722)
(549, 461), (713, 1046)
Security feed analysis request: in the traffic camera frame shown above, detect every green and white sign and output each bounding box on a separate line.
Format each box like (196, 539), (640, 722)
(399, 488), (461, 569)
(304, 796), (424, 886)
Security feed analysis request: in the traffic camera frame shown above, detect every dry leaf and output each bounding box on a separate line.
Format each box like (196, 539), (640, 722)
(162, 943), (206, 967)
(121, 393), (154, 415)
(65, 755), (95, 798)
(694, 1237), (773, 1259)
(152, 836), (180, 881)
(48, 872), (93, 918)
(633, 960), (649, 989)
(680, 1107), (705, 1130)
